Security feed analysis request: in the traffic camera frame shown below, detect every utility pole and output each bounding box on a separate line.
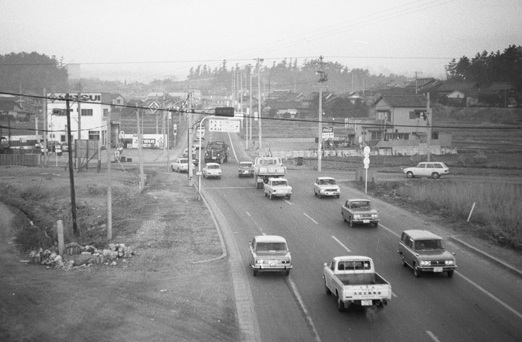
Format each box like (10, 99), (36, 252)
(43, 88), (48, 167)
(65, 96), (79, 235)
(136, 105), (144, 191)
(257, 58), (263, 150)
(106, 103), (112, 240)
(187, 91), (193, 186)
(77, 83), (82, 171)
(248, 65), (253, 150)
(426, 92), (431, 162)
(316, 56), (328, 172)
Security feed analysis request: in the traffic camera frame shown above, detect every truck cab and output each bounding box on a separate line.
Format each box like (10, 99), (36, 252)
(323, 256), (391, 312)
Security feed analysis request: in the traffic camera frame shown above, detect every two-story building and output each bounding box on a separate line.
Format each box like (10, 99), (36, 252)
(353, 95), (453, 155)
(46, 93), (117, 146)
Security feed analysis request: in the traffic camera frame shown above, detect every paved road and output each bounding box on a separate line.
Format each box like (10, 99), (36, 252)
(200, 131), (522, 342)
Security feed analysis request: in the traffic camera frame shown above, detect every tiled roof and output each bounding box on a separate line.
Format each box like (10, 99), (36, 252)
(377, 95), (427, 108)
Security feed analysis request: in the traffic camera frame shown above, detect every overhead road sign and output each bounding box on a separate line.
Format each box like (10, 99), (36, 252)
(209, 119), (240, 132)
(214, 107), (235, 117)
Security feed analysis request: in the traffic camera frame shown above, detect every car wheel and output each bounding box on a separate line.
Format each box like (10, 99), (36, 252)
(349, 217), (354, 227)
(218, 176), (221, 179)
(406, 171), (414, 178)
(314, 190), (317, 196)
(269, 193), (273, 200)
(401, 256), (407, 267)
(287, 195), (291, 200)
(447, 270), (454, 278)
(373, 222), (379, 228)
(325, 280), (331, 296)
(337, 297), (345, 312)
(413, 263), (421, 277)
(285, 270), (290, 277)
(336, 195), (340, 199)
(431, 172), (440, 179)
(253, 269), (258, 277)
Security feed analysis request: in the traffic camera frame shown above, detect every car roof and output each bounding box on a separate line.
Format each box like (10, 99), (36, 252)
(348, 198), (370, 202)
(206, 163), (220, 166)
(403, 230), (442, 240)
(239, 161), (253, 164)
(254, 235), (287, 243)
(333, 256), (372, 262)
(269, 177), (287, 181)
(317, 177), (335, 180)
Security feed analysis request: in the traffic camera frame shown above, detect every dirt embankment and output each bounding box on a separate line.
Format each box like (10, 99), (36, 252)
(0, 166), (239, 342)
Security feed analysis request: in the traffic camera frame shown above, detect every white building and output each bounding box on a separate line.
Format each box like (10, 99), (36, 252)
(46, 93), (115, 145)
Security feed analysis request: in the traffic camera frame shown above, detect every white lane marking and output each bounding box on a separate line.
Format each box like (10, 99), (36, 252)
(332, 236), (351, 252)
(456, 271), (522, 321)
(379, 223), (522, 321)
(227, 132), (239, 162)
(246, 212), (251, 217)
(284, 199), (294, 205)
(287, 277), (322, 342)
(426, 331), (441, 342)
(303, 213), (318, 224)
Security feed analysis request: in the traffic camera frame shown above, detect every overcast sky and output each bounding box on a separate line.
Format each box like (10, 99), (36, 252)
(2, 0), (521, 83)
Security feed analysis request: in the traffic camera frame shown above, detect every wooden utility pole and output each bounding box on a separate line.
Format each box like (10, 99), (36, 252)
(427, 92), (431, 162)
(257, 58), (263, 150)
(106, 107), (112, 240)
(65, 96), (79, 235)
(316, 56), (327, 172)
(77, 83), (82, 171)
(43, 88), (48, 167)
(136, 105), (144, 191)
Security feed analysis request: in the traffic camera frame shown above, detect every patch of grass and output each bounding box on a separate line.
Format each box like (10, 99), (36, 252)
(360, 180), (522, 251)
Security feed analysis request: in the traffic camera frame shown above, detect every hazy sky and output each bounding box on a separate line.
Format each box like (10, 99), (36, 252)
(2, 0), (521, 82)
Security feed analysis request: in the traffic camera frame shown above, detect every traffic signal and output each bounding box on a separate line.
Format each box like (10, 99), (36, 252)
(215, 107), (235, 117)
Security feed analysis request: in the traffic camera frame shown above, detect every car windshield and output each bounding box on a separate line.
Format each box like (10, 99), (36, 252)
(240, 163), (252, 168)
(415, 239), (444, 251)
(321, 179), (336, 185)
(338, 260), (371, 271)
(256, 242), (287, 252)
(351, 201), (370, 209)
(208, 165), (219, 169)
(179, 159), (188, 163)
(272, 181), (287, 186)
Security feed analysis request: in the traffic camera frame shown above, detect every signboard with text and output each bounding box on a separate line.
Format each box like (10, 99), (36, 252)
(209, 119), (240, 133)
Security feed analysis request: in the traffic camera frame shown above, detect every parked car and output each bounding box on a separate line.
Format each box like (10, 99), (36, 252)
(314, 177), (340, 198)
(202, 162), (222, 179)
(170, 157), (190, 173)
(397, 229), (457, 278)
(238, 161), (254, 177)
(402, 162), (449, 179)
(248, 235), (292, 277)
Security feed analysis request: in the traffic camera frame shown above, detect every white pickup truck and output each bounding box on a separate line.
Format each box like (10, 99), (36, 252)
(323, 256), (392, 312)
(263, 177), (292, 200)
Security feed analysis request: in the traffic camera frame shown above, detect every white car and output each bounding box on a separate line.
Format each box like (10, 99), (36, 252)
(403, 162), (449, 179)
(170, 157), (189, 173)
(314, 177), (340, 198)
(249, 235), (292, 277)
(202, 163), (222, 179)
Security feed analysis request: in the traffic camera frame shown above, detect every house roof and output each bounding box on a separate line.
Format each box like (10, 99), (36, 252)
(405, 78), (438, 89)
(436, 81), (478, 93)
(376, 95), (427, 108)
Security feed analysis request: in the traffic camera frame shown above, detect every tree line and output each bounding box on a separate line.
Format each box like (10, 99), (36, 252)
(446, 44), (522, 88)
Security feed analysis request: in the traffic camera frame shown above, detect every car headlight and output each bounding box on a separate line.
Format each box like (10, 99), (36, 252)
(445, 260), (454, 265)
(354, 214), (361, 219)
(420, 260), (431, 266)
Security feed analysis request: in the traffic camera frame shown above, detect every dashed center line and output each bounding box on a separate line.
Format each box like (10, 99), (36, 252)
(303, 213), (318, 224)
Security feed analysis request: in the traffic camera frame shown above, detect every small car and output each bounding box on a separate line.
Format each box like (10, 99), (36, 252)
(202, 162), (222, 179)
(403, 162), (449, 179)
(397, 230), (457, 278)
(238, 161), (254, 177)
(341, 199), (379, 227)
(314, 177), (340, 198)
(249, 235), (292, 277)
(170, 157), (190, 173)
